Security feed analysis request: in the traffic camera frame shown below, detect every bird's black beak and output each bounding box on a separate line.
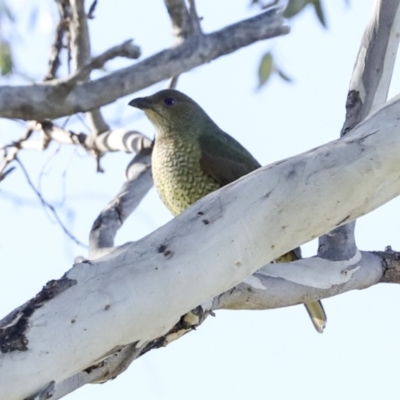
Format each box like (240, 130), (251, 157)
(128, 97), (151, 110)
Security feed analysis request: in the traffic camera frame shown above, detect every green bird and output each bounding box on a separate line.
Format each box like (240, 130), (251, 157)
(129, 89), (326, 333)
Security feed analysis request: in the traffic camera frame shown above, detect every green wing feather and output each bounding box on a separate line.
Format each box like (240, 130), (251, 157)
(198, 128), (261, 187)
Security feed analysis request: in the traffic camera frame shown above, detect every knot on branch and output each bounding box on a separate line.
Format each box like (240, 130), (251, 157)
(377, 246), (400, 283)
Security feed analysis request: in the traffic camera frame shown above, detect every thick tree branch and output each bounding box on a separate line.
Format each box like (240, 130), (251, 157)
(2, 95), (400, 399)
(217, 251), (383, 310)
(318, 0), (400, 260)
(0, 8), (289, 120)
(37, 246), (400, 399)
(343, 0), (400, 133)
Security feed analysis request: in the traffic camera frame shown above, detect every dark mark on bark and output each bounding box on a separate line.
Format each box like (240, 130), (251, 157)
(164, 250), (173, 259)
(336, 215), (351, 226)
(140, 306), (206, 355)
(24, 380), (55, 400)
(0, 275), (77, 353)
(157, 244), (167, 253)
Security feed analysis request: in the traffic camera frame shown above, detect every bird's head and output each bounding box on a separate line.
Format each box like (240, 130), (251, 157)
(128, 89), (213, 137)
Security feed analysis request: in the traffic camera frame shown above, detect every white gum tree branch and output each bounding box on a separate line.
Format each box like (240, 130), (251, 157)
(2, 2), (400, 399)
(88, 146), (153, 259)
(318, 0), (400, 260)
(34, 120), (150, 153)
(0, 8), (289, 120)
(3, 94), (400, 399)
(4, 1), (398, 397)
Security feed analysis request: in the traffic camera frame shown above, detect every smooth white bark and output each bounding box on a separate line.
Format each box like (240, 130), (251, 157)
(2, 94), (400, 399)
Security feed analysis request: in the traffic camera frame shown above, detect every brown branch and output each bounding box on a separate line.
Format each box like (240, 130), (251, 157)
(44, 1), (71, 81)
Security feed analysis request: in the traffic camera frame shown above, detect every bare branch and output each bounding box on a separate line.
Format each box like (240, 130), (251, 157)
(89, 143), (153, 258)
(187, 0), (202, 35)
(15, 158), (87, 248)
(69, 0), (110, 141)
(342, 0), (400, 135)
(64, 40), (141, 87)
(168, 75), (180, 89)
(44, 2), (70, 81)
(0, 125), (37, 178)
(33, 120), (150, 153)
(95, 128), (152, 154)
(69, 0), (90, 69)
(0, 166), (15, 182)
(0, 8), (289, 120)
(38, 120), (86, 145)
(4, 97), (400, 397)
(164, 0), (194, 41)
(318, 0), (400, 260)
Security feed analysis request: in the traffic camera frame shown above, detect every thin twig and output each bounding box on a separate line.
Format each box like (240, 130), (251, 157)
(15, 158), (87, 248)
(87, 0), (98, 19)
(0, 166), (15, 182)
(37, 144), (62, 200)
(63, 40), (141, 88)
(44, 1), (71, 81)
(168, 75), (180, 89)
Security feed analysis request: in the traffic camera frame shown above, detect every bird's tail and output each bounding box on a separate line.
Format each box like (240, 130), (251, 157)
(304, 301), (326, 334)
(276, 249), (327, 333)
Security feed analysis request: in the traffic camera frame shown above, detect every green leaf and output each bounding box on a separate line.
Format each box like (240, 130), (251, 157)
(310, 0), (327, 28)
(258, 52), (274, 88)
(276, 68), (293, 83)
(0, 41), (13, 75)
(283, 0), (307, 18)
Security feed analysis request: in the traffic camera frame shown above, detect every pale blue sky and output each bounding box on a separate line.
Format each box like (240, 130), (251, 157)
(1, 1), (400, 399)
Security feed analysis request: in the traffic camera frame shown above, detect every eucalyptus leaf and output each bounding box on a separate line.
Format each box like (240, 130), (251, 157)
(258, 52), (274, 88)
(0, 41), (13, 75)
(310, 0), (327, 28)
(284, 0), (307, 18)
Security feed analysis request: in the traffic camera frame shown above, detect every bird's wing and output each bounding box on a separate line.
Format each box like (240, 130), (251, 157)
(199, 129), (261, 186)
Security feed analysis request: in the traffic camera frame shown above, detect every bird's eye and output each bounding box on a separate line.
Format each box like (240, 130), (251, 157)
(164, 97), (176, 106)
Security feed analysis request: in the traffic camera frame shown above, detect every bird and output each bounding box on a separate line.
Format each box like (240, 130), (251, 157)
(128, 89), (326, 333)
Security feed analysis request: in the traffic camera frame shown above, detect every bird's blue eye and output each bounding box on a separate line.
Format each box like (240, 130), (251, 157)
(164, 97), (176, 106)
